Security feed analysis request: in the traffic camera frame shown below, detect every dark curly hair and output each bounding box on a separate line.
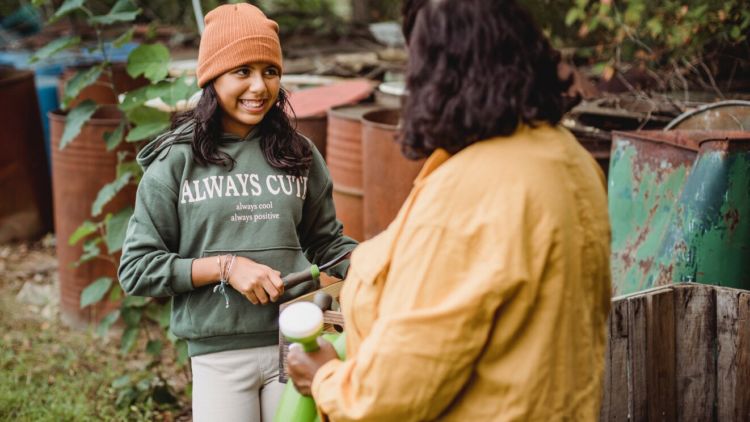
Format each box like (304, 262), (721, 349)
(399, 0), (574, 159)
(171, 84), (312, 176)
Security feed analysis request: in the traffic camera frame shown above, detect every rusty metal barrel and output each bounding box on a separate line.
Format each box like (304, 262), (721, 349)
(609, 130), (750, 296)
(295, 115), (327, 158)
(361, 108), (425, 239)
(326, 104), (380, 241)
(0, 68), (53, 242)
(49, 105), (136, 328)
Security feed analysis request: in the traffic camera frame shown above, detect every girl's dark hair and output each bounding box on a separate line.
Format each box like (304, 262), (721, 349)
(171, 84), (312, 176)
(399, 0), (574, 159)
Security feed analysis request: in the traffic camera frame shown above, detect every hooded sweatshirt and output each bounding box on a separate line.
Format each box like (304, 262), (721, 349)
(118, 123), (357, 356)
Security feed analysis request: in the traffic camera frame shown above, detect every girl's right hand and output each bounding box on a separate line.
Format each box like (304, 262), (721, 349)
(228, 257), (284, 305)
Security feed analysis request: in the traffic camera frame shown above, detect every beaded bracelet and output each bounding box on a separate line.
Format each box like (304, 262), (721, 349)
(213, 254), (236, 308)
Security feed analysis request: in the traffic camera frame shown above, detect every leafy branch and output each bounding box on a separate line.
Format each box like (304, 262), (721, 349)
(34, 0), (198, 408)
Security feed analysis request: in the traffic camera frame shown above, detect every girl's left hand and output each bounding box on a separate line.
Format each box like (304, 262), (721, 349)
(287, 337), (339, 396)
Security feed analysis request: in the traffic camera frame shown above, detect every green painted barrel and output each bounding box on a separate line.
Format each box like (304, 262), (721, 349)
(609, 130), (750, 295)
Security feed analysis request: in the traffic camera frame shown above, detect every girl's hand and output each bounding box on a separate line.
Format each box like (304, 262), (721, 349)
(228, 257), (284, 305)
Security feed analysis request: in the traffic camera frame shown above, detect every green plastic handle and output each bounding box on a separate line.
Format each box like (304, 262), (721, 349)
(282, 264), (320, 289)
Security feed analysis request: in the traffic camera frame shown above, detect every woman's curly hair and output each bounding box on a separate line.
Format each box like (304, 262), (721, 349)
(400, 0), (574, 159)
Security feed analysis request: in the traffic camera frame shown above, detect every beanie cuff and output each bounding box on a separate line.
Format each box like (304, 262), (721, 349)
(196, 35), (283, 88)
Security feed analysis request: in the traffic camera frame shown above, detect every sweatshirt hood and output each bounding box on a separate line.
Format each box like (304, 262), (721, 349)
(137, 122), (194, 170)
(136, 122), (261, 170)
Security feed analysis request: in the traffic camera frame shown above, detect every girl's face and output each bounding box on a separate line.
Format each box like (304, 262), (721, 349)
(213, 62), (281, 137)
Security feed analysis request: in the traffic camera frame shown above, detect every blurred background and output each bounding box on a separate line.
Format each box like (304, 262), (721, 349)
(0, 0), (748, 420)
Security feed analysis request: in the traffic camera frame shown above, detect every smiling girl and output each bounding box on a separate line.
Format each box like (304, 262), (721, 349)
(117, 4), (357, 420)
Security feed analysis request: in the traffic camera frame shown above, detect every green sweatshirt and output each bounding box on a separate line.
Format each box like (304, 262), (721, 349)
(118, 123), (357, 356)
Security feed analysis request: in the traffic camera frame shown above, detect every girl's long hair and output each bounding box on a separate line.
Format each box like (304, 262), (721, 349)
(171, 83), (312, 176)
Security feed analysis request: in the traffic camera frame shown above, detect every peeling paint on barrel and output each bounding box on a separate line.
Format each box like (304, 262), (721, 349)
(609, 130), (750, 295)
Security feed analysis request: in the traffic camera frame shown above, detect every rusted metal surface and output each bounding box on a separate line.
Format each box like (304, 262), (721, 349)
(49, 106), (136, 328)
(326, 104), (379, 241)
(361, 108), (425, 239)
(665, 100), (750, 130)
(288, 79), (376, 159)
(609, 130), (750, 295)
(295, 115), (327, 157)
(0, 68), (53, 242)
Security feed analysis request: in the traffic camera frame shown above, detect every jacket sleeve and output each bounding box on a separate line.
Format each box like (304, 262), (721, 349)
(297, 151), (358, 279)
(311, 221), (538, 421)
(118, 175), (195, 297)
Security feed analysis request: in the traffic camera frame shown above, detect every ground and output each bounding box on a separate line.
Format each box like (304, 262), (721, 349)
(0, 236), (191, 421)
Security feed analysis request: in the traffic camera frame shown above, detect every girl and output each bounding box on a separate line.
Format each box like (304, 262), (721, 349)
(118, 4), (356, 421)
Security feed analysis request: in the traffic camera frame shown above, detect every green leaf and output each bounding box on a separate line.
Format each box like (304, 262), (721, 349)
(68, 220), (98, 245)
(126, 104), (171, 126)
(146, 340), (163, 356)
(105, 206), (133, 253)
(127, 44), (170, 83)
(88, 0), (141, 25)
(60, 100), (98, 149)
(118, 85), (150, 112)
(121, 306), (142, 326)
(117, 160), (141, 179)
(91, 171), (133, 216)
(126, 121), (170, 142)
(646, 18), (663, 37)
(125, 106), (171, 141)
(76, 238), (102, 266)
(112, 374), (131, 389)
(113, 28), (135, 49)
(175, 340), (189, 365)
(80, 277), (113, 308)
(688, 5), (708, 19)
(97, 309), (120, 337)
(123, 295), (148, 308)
(62, 66), (104, 109)
(565, 8), (583, 26)
(109, 286), (123, 301)
(32, 0), (48, 6)
(731, 25), (742, 39)
(104, 121), (126, 151)
(145, 302), (171, 328)
(30, 36), (80, 63)
(624, 2), (646, 26)
(52, 0), (85, 20)
(147, 77), (199, 107)
(120, 326), (140, 354)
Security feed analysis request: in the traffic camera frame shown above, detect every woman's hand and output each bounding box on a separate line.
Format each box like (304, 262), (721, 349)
(287, 337), (339, 396)
(228, 256), (284, 304)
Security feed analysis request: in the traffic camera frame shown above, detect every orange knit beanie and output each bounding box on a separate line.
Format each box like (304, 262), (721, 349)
(196, 3), (283, 88)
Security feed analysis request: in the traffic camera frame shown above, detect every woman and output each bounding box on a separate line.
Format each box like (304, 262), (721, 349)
(117, 4), (356, 420)
(287, 0), (612, 420)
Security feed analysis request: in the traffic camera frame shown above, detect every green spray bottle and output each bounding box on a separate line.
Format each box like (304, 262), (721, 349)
(275, 301), (323, 422)
(275, 300), (346, 422)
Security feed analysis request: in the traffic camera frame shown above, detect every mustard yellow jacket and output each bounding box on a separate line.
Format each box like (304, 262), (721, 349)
(312, 125), (612, 421)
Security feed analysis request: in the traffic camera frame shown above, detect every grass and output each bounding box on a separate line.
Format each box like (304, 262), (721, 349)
(0, 240), (189, 421)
